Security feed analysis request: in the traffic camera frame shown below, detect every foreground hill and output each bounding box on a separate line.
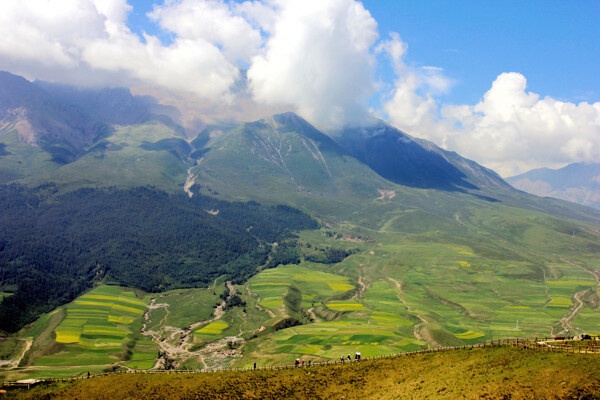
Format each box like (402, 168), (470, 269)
(5, 347), (599, 399)
(508, 162), (600, 210)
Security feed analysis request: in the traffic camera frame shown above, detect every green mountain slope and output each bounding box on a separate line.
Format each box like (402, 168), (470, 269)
(188, 113), (395, 216)
(17, 123), (192, 192)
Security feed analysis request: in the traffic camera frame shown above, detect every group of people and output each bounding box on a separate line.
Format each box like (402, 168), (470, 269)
(340, 352), (361, 362)
(294, 358), (312, 367)
(255, 351), (363, 370)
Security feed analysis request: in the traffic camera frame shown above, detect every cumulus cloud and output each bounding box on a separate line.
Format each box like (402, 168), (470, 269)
(380, 34), (600, 176)
(378, 33), (451, 133)
(0, 0), (597, 174)
(0, 0), (106, 68)
(0, 0), (247, 101)
(247, 0), (379, 128)
(0, 0), (381, 127)
(148, 0), (262, 64)
(440, 73), (600, 175)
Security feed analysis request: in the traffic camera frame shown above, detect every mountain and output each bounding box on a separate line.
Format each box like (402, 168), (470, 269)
(507, 163), (600, 210)
(34, 80), (186, 135)
(186, 112), (396, 216)
(0, 72), (197, 190)
(0, 71), (111, 166)
(336, 122), (511, 193)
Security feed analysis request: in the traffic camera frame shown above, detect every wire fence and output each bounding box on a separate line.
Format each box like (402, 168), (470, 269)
(4, 337), (599, 388)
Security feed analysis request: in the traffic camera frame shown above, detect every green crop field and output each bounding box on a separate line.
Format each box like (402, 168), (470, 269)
(230, 211), (600, 367)
(249, 265), (356, 315)
(3, 285), (157, 380)
(3, 196), (599, 377)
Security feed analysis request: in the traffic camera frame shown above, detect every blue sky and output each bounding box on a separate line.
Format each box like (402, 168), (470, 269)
(366, 0), (600, 105)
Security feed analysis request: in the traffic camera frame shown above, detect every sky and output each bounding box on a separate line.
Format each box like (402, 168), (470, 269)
(0, 0), (598, 176)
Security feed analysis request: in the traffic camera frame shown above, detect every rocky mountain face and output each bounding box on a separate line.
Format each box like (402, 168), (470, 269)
(0, 71), (112, 163)
(507, 163), (600, 210)
(336, 122), (511, 193)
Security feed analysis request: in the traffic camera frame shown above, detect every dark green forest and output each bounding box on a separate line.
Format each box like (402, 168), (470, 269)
(0, 184), (318, 332)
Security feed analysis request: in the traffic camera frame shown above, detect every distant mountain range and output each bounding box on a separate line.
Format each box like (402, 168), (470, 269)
(1, 70), (598, 225)
(507, 163), (600, 210)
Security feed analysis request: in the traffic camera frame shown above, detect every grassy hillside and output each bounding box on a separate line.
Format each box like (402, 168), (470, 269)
(189, 114), (396, 216)
(4, 347), (599, 399)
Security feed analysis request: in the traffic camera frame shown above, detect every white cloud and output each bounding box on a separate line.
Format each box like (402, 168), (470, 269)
(0, 0), (106, 68)
(247, 0), (379, 128)
(148, 0), (262, 64)
(0, 0), (247, 102)
(439, 73), (600, 176)
(378, 32), (449, 134)
(0, 0), (382, 125)
(380, 35), (600, 176)
(234, 0), (278, 34)
(82, 33), (240, 100)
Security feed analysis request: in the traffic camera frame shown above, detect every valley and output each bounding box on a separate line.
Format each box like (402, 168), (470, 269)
(2, 212), (599, 381)
(1, 73), (600, 385)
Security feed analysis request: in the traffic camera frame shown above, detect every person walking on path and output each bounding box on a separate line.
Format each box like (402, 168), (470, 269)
(253, 362), (256, 370)
(340, 354), (344, 363)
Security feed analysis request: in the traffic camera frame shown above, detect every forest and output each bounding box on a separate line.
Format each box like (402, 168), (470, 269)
(0, 184), (318, 332)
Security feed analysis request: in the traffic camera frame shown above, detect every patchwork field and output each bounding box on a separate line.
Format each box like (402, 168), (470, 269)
(2, 285), (157, 380)
(249, 265), (357, 314)
(3, 200), (600, 378)
(233, 220), (600, 366)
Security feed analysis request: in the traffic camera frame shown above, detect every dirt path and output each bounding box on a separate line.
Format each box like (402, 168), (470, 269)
(245, 283), (275, 318)
(552, 259), (600, 337)
(5, 339), (32, 368)
(338, 221), (411, 235)
(388, 277), (441, 348)
(351, 272), (367, 301)
(454, 214), (469, 230)
(306, 307), (321, 323)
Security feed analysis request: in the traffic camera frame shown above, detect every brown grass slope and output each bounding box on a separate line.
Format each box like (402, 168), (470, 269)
(5, 347), (600, 400)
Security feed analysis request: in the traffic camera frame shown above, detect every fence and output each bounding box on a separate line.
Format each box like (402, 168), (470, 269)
(4, 337), (599, 388)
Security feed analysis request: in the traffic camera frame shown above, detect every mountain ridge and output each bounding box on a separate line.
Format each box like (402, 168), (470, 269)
(0, 71), (111, 164)
(508, 162), (600, 210)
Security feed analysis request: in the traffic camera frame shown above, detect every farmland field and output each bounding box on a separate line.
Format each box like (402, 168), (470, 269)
(232, 218), (600, 366)
(1, 285), (156, 380)
(3, 201), (600, 377)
